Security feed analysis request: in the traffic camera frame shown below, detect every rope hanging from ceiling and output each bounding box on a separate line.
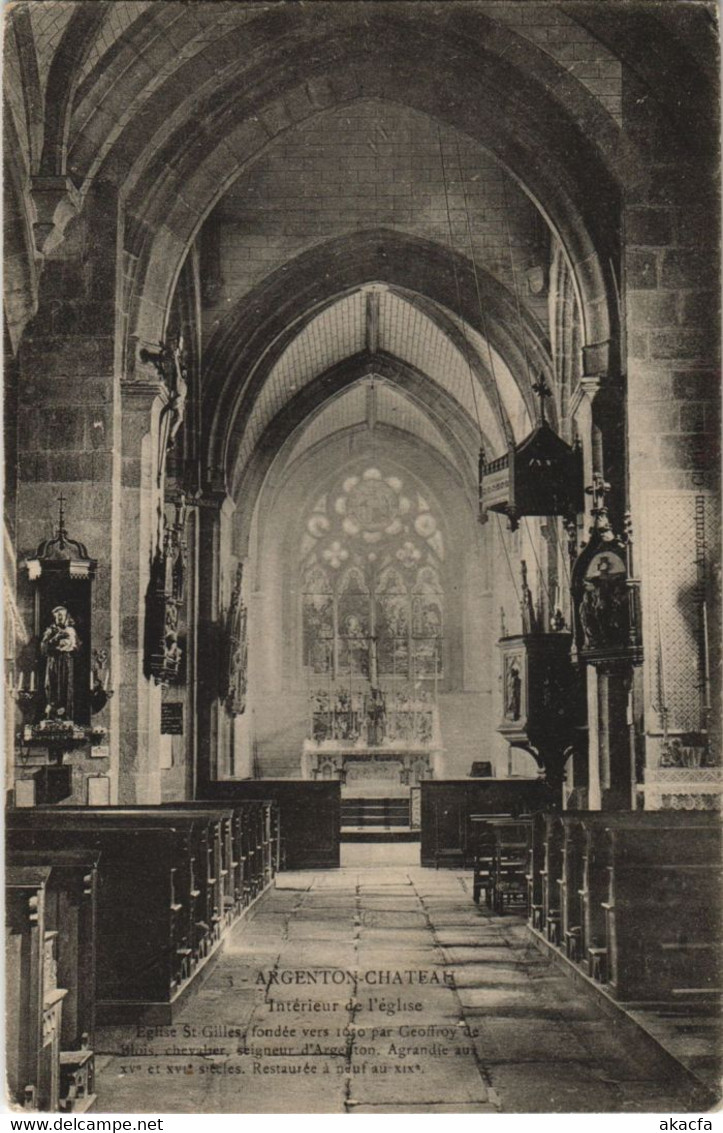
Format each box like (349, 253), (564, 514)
(436, 125), (484, 439)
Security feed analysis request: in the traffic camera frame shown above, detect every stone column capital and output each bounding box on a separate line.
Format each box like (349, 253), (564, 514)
(30, 175), (81, 256)
(120, 377), (169, 412)
(198, 486), (235, 515)
(569, 374), (603, 416)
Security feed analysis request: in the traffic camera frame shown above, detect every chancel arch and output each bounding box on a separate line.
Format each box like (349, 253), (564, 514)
(203, 231), (553, 492)
(236, 412), (493, 784)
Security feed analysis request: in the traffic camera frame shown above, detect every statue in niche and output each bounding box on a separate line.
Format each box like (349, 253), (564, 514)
(505, 655), (522, 721)
(311, 692), (332, 744)
(579, 552), (628, 652)
(40, 605), (80, 720)
(342, 612), (368, 678)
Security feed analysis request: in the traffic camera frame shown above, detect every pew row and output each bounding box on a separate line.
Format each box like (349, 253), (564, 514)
(7, 800), (279, 1028)
(527, 811), (721, 1005)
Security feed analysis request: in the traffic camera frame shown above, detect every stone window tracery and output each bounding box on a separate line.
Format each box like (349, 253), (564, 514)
(301, 467), (444, 679)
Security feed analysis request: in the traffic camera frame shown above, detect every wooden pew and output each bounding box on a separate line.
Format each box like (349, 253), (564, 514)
(261, 800), (278, 884)
(560, 819), (587, 962)
(571, 812), (718, 986)
(244, 801), (264, 898)
(159, 804), (236, 941)
(6, 852), (100, 1112)
(529, 810), (721, 1000)
(526, 812), (547, 931)
(541, 815), (564, 945)
(469, 814), (509, 905)
(8, 849), (99, 1112)
(602, 821), (721, 1002)
(8, 802), (280, 1024)
(420, 779), (546, 868)
(162, 800), (278, 913)
(7, 865), (65, 1111)
(200, 780), (339, 870)
(8, 809), (206, 1022)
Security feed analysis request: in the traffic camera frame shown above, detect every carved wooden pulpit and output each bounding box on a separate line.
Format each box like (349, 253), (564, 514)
(498, 632), (585, 796)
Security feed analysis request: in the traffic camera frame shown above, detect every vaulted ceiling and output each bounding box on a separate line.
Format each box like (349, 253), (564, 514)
(5, 0), (717, 516)
(231, 285), (535, 487)
(282, 379), (459, 473)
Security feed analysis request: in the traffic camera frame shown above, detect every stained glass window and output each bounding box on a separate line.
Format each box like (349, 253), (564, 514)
(301, 467), (444, 680)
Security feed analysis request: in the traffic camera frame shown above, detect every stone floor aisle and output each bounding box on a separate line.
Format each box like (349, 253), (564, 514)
(95, 865), (711, 1114)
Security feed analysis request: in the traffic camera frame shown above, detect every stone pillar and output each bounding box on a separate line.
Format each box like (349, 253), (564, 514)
(598, 670), (634, 810)
(624, 156), (720, 806)
(570, 379), (603, 810)
(196, 489), (236, 789)
(586, 666), (601, 810)
(13, 181), (122, 803)
(117, 379), (169, 803)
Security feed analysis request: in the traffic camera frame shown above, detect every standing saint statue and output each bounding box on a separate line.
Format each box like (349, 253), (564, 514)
(225, 565), (248, 715)
(505, 655), (522, 721)
(40, 605), (80, 719)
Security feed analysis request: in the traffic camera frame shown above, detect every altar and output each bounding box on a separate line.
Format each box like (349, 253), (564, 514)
(301, 683), (442, 787)
(301, 744), (438, 787)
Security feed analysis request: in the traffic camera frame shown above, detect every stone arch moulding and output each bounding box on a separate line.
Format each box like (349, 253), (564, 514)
(127, 126), (616, 391)
(3, 117), (39, 353)
(214, 295), (519, 492)
(209, 272), (543, 464)
(265, 369), (482, 504)
(38, 4), (109, 178)
(201, 230), (554, 483)
(106, 11), (633, 370)
(75, 6), (639, 211)
(246, 428), (475, 690)
(230, 355), (486, 558)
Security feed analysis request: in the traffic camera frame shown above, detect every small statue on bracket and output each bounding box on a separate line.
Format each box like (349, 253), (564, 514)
(504, 655), (522, 721)
(578, 552), (629, 651)
(225, 566), (248, 716)
(551, 608), (566, 632)
(163, 630), (183, 681)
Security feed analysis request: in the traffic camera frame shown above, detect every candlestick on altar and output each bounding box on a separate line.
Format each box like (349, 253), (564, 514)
(29, 670), (36, 692)
(18, 672), (25, 692)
